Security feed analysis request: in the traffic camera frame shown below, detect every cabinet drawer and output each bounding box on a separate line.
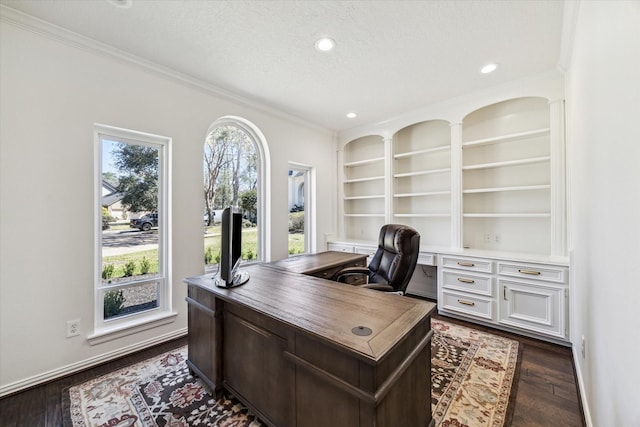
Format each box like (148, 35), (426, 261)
(441, 270), (493, 297)
(441, 256), (493, 274)
(417, 252), (436, 266)
(440, 290), (494, 320)
(327, 243), (354, 253)
(497, 262), (567, 284)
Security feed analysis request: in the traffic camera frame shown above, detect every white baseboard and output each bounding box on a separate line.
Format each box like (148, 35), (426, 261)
(0, 328), (187, 397)
(572, 343), (593, 427)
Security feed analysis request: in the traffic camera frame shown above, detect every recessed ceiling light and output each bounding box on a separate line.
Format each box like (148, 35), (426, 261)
(346, 112), (357, 119)
(481, 63), (498, 74)
(315, 37), (336, 52)
(106, 0), (132, 8)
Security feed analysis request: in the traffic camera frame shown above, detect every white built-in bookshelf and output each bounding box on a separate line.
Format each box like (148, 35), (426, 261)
(333, 85), (569, 343)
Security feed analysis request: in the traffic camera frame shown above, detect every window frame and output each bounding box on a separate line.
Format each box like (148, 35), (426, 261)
(205, 116), (271, 263)
(90, 124), (174, 344)
(288, 162), (316, 255)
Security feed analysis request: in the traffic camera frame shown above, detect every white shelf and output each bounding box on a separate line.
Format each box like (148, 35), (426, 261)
(344, 157), (385, 168)
(394, 213), (450, 218)
(462, 156), (550, 171)
(344, 175), (385, 184)
(344, 195), (385, 200)
(463, 185), (550, 194)
(394, 167), (451, 178)
(394, 190), (451, 198)
(394, 144), (450, 159)
(463, 213), (551, 218)
(462, 127), (550, 148)
(344, 213), (386, 218)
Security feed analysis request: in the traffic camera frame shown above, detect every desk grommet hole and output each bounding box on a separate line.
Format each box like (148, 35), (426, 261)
(351, 325), (372, 336)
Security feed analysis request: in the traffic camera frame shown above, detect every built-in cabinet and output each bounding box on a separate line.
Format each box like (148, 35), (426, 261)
(438, 254), (568, 342)
(333, 80), (569, 343)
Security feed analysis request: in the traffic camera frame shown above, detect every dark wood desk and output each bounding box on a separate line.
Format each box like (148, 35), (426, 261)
(185, 259), (436, 427)
(269, 250), (368, 280)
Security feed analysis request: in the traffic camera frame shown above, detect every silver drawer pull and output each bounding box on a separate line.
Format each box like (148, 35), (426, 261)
(457, 278), (475, 284)
(457, 299), (475, 307)
(518, 269), (541, 275)
(457, 262), (475, 267)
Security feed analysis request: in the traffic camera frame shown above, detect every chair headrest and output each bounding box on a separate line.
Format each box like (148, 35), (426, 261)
(379, 224), (419, 253)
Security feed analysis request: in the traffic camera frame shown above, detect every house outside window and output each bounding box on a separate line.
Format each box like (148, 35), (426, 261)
(288, 163), (314, 256)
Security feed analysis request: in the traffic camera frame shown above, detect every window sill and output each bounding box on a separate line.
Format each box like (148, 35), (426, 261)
(87, 310), (178, 345)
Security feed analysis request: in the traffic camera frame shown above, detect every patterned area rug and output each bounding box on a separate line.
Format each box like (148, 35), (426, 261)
(431, 319), (520, 427)
(63, 319), (519, 427)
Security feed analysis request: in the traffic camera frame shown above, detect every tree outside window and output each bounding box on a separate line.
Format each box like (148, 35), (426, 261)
(97, 126), (170, 328)
(204, 126), (258, 266)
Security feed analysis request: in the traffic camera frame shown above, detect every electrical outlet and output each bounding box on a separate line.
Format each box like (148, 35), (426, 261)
(66, 319), (80, 338)
(494, 234), (501, 243)
(484, 233), (492, 243)
(581, 335), (586, 358)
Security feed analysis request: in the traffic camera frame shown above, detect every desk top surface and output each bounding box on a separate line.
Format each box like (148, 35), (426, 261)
(268, 250), (368, 274)
(185, 262), (435, 362)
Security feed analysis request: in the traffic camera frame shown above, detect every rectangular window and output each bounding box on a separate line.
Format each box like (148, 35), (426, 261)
(288, 163), (314, 256)
(93, 124), (172, 341)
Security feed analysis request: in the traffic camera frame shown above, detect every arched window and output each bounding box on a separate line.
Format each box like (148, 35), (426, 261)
(203, 117), (270, 267)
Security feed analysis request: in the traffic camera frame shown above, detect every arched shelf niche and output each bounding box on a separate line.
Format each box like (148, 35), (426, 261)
(461, 96), (554, 255)
(341, 134), (386, 242)
(391, 119), (452, 248)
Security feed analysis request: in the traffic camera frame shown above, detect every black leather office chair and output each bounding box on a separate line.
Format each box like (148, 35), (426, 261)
(332, 224), (420, 294)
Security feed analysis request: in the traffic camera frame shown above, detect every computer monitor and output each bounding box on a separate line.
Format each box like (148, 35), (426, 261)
(216, 206), (249, 287)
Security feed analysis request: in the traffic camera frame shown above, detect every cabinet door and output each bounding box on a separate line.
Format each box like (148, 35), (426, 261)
(186, 285), (221, 393)
(223, 308), (295, 427)
(499, 279), (567, 339)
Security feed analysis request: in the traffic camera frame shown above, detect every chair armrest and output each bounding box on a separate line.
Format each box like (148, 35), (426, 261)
(332, 266), (370, 283)
(361, 283), (395, 292)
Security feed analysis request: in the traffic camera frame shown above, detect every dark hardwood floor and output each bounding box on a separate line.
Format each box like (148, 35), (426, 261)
(0, 337), (188, 427)
(0, 316), (584, 426)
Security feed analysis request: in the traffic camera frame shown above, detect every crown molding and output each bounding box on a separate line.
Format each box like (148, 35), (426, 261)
(0, 5), (331, 134)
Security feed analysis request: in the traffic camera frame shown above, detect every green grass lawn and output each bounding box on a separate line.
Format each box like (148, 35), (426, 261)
(102, 248), (159, 279)
(103, 226), (305, 278)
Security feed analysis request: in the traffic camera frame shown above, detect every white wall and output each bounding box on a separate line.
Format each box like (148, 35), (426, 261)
(566, 2), (640, 425)
(0, 19), (335, 393)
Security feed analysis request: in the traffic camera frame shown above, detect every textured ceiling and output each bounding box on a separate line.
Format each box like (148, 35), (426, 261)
(0, 0), (565, 131)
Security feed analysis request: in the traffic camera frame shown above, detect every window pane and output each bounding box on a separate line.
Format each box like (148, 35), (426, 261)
(101, 138), (160, 319)
(204, 125), (258, 267)
(288, 168), (306, 255)
(103, 281), (159, 320)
